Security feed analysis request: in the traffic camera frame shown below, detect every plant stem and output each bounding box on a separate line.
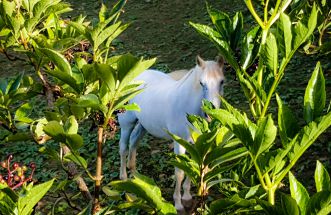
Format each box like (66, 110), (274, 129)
(268, 186), (276, 205)
(245, 0), (265, 28)
(93, 126), (104, 213)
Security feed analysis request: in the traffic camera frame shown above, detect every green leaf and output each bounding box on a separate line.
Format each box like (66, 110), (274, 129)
(64, 115), (78, 134)
(231, 12), (243, 50)
(2, 0), (15, 17)
(262, 32), (278, 75)
(304, 62), (326, 123)
(289, 172), (310, 215)
(77, 94), (107, 114)
(315, 160), (331, 192)
(278, 13), (292, 58)
(307, 191), (331, 215)
(94, 22), (121, 50)
(43, 121), (65, 142)
(64, 153), (87, 169)
(207, 6), (231, 40)
(118, 55), (156, 90)
(94, 63), (116, 92)
(190, 22), (239, 71)
(168, 132), (201, 164)
(99, 3), (108, 22)
(113, 89), (143, 112)
(194, 129), (218, 160)
(38, 48), (72, 75)
(240, 26), (260, 70)
(280, 193), (300, 215)
(18, 179), (54, 215)
(15, 103), (33, 123)
(8, 72), (23, 93)
(65, 134), (83, 151)
(122, 103), (140, 112)
(276, 94), (299, 145)
(252, 115), (277, 158)
(111, 173), (177, 215)
(293, 3), (317, 50)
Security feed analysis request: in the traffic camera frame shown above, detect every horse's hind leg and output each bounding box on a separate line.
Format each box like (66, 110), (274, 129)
(128, 123), (146, 173)
(118, 111), (137, 180)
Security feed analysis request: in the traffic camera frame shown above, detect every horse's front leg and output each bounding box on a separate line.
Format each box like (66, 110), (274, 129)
(173, 142), (186, 211)
(182, 176), (192, 205)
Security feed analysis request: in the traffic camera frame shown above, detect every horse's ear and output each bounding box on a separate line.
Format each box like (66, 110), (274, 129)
(196, 55), (206, 68)
(215, 56), (224, 67)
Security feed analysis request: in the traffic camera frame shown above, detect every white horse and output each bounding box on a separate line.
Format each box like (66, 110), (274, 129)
(118, 55), (225, 211)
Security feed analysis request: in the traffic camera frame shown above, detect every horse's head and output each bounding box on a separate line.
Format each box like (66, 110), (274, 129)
(196, 55), (225, 109)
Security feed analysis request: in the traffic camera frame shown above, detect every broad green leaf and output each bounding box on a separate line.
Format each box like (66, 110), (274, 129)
(169, 156), (199, 185)
(8, 72), (23, 93)
(45, 67), (81, 93)
(118, 56), (156, 90)
(18, 179), (54, 215)
(207, 146), (247, 168)
(194, 129), (218, 159)
(315, 160), (331, 192)
(307, 191), (331, 215)
(105, 23), (129, 47)
(204, 99), (256, 151)
(210, 194), (256, 213)
(113, 89), (143, 111)
(43, 121), (65, 142)
(276, 94), (299, 145)
(99, 3), (108, 23)
(253, 115), (277, 158)
(39, 48), (72, 75)
(240, 26), (260, 70)
(207, 6), (231, 41)
(65, 134), (83, 151)
(94, 63), (116, 92)
(33, 0), (60, 19)
(15, 103), (33, 123)
(280, 193), (300, 215)
(293, 3), (317, 50)
(289, 172), (310, 215)
(190, 22), (239, 70)
(64, 153), (87, 169)
(64, 116), (78, 134)
(122, 103), (140, 112)
(278, 13), (292, 58)
(304, 62), (326, 123)
(262, 32), (278, 75)
(94, 22), (121, 50)
(2, 0), (15, 17)
(5, 132), (33, 142)
(77, 94), (107, 114)
(168, 132), (201, 164)
(231, 12), (243, 49)
(284, 111), (331, 182)
(111, 173), (177, 215)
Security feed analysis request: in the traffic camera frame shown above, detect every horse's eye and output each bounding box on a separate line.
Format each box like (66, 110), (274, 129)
(220, 80), (224, 85)
(199, 81), (204, 86)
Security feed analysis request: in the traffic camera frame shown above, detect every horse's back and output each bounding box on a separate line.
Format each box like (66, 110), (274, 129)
(136, 69), (174, 85)
(131, 69), (177, 139)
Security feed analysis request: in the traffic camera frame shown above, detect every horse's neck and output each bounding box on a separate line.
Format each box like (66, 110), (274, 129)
(173, 67), (203, 114)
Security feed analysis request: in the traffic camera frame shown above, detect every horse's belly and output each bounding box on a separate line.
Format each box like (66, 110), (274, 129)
(134, 100), (171, 139)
